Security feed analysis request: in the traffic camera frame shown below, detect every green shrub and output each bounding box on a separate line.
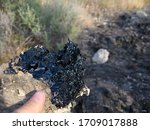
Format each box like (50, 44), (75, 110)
(39, 0), (79, 47)
(0, 0), (88, 63)
(18, 4), (41, 34)
(1, 0), (80, 47)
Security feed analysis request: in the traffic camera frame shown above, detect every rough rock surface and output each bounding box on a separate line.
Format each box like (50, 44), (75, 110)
(0, 41), (87, 112)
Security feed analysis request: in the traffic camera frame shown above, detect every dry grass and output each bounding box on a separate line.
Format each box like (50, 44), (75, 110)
(78, 0), (150, 10)
(71, 3), (94, 28)
(103, 0), (145, 9)
(75, 0), (150, 24)
(42, 0), (94, 28)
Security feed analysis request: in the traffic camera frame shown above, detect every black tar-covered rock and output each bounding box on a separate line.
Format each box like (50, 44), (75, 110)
(5, 41), (85, 108)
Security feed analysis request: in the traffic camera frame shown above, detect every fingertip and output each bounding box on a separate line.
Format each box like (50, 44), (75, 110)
(32, 90), (46, 103)
(15, 90), (46, 113)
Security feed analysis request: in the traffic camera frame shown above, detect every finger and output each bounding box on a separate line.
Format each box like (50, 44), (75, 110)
(15, 91), (46, 113)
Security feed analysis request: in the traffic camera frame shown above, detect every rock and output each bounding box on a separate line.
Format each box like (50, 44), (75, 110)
(0, 41), (89, 112)
(136, 10), (148, 18)
(4, 41), (87, 108)
(92, 49), (109, 64)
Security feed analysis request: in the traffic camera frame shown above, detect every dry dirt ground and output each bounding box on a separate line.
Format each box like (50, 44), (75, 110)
(0, 7), (150, 113)
(75, 7), (150, 112)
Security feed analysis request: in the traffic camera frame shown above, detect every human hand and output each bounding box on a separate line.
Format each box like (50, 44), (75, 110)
(14, 91), (46, 113)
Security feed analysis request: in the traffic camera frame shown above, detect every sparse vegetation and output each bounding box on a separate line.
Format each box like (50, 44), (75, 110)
(0, 0), (89, 63)
(0, 0), (150, 64)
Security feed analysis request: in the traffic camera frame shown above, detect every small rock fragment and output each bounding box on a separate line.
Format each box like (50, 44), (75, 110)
(17, 89), (25, 97)
(92, 49), (109, 64)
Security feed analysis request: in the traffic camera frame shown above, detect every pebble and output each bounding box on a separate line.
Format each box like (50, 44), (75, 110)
(136, 10), (148, 18)
(17, 89), (25, 97)
(92, 49), (110, 64)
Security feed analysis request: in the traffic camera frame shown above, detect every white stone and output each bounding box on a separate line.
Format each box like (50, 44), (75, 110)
(136, 10), (148, 18)
(77, 85), (90, 98)
(92, 49), (109, 64)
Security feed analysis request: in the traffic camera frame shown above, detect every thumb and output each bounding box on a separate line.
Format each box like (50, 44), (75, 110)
(15, 91), (46, 113)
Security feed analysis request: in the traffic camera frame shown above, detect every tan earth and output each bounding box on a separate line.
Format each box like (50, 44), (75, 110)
(0, 63), (58, 113)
